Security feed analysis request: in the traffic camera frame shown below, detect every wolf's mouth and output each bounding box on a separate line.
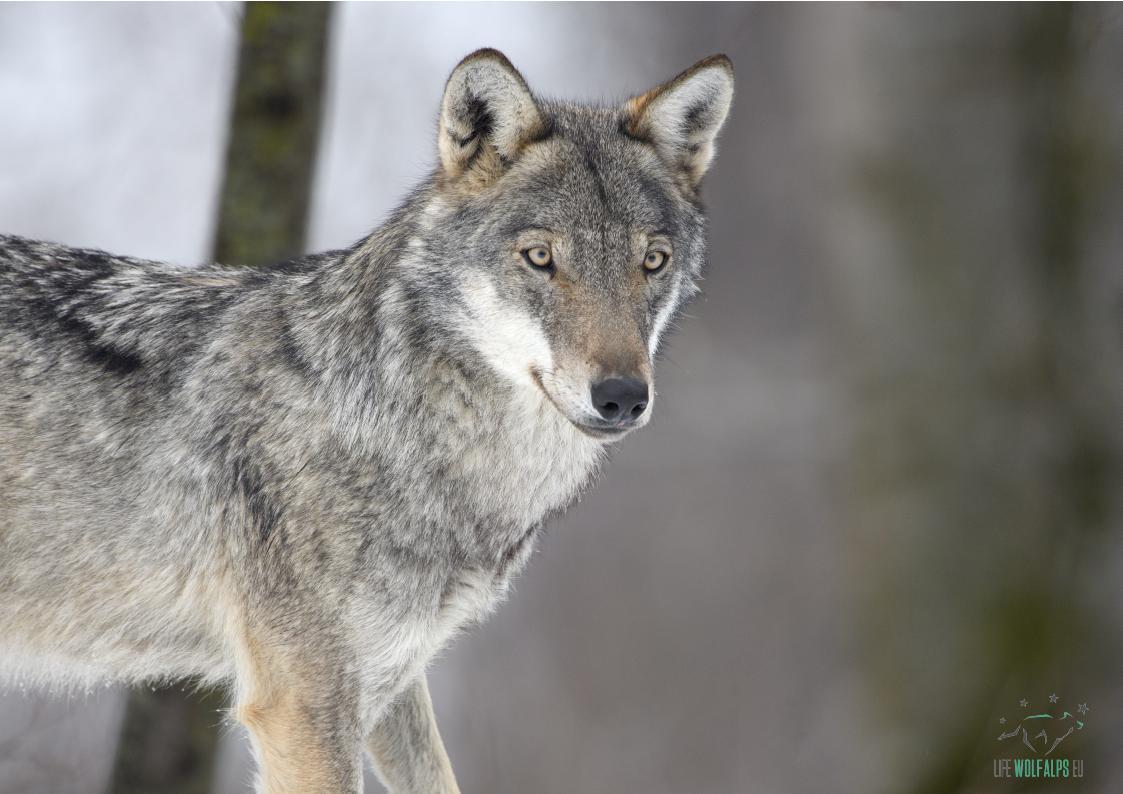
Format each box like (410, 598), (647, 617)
(528, 366), (577, 424)
(572, 422), (630, 440)
(529, 367), (636, 441)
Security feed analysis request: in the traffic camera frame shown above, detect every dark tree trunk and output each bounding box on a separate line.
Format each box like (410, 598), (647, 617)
(213, 2), (333, 266)
(842, 5), (1118, 792)
(109, 4), (332, 792)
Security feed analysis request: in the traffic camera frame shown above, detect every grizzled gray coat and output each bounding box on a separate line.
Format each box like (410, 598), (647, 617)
(0, 49), (733, 793)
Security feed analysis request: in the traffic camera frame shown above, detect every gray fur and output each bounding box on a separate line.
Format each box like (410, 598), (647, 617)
(0, 49), (732, 792)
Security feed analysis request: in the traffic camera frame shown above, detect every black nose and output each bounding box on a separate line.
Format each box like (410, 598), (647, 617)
(591, 377), (650, 424)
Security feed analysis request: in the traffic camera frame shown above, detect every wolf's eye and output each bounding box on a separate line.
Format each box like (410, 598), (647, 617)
(643, 250), (668, 273)
(522, 246), (553, 270)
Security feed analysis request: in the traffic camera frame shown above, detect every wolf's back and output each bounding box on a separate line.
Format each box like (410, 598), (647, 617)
(0, 236), (192, 525)
(0, 234), (251, 381)
(0, 234), (264, 540)
(0, 236), (271, 682)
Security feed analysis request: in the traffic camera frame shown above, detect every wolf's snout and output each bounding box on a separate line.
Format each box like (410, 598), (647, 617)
(591, 377), (649, 425)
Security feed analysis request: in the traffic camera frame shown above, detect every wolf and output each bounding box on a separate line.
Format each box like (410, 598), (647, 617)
(0, 49), (733, 792)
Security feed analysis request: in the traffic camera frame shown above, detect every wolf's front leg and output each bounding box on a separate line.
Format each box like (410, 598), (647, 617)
(232, 623), (364, 793)
(237, 688), (362, 794)
(366, 676), (461, 794)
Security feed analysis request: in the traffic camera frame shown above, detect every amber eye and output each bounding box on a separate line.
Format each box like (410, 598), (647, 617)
(523, 246), (553, 269)
(643, 250), (669, 273)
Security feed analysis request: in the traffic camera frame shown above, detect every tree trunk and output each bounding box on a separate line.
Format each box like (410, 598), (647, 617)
(212, 2), (333, 266)
(837, 5), (1120, 791)
(109, 4), (332, 792)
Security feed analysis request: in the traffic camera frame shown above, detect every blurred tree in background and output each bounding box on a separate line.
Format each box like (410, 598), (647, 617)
(109, 4), (332, 791)
(841, 5), (1121, 792)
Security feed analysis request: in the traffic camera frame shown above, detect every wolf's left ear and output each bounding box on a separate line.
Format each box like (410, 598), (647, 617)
(622, 55), (734, 192)
(438, 49), (547, 183)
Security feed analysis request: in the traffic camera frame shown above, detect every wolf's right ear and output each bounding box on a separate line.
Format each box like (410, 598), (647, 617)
(438, 49), (547, 184)
(622, 55), (734, 193)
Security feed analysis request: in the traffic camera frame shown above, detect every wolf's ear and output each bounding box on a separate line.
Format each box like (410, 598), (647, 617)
(438, 49), (547, 184)
(622, 55), (734, 192)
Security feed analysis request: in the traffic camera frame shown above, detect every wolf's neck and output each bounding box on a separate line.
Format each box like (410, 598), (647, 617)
(287, 205), (605, 560)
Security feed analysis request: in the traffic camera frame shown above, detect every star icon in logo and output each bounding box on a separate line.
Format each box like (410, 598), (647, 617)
(1078, 703), (1089, 715)
(999, 717), (1006, 724)
(1019, 698), (1028, 708)
(1049, 693), (1059, 704)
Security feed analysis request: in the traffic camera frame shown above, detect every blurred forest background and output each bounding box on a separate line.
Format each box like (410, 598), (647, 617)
(1, 3), (1122, 793)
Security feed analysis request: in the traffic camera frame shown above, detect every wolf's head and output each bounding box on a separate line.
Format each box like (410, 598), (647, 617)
(413, 49), (733, 441)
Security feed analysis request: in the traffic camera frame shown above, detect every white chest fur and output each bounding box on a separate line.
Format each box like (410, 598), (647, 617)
(438, 566), (508, 636)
